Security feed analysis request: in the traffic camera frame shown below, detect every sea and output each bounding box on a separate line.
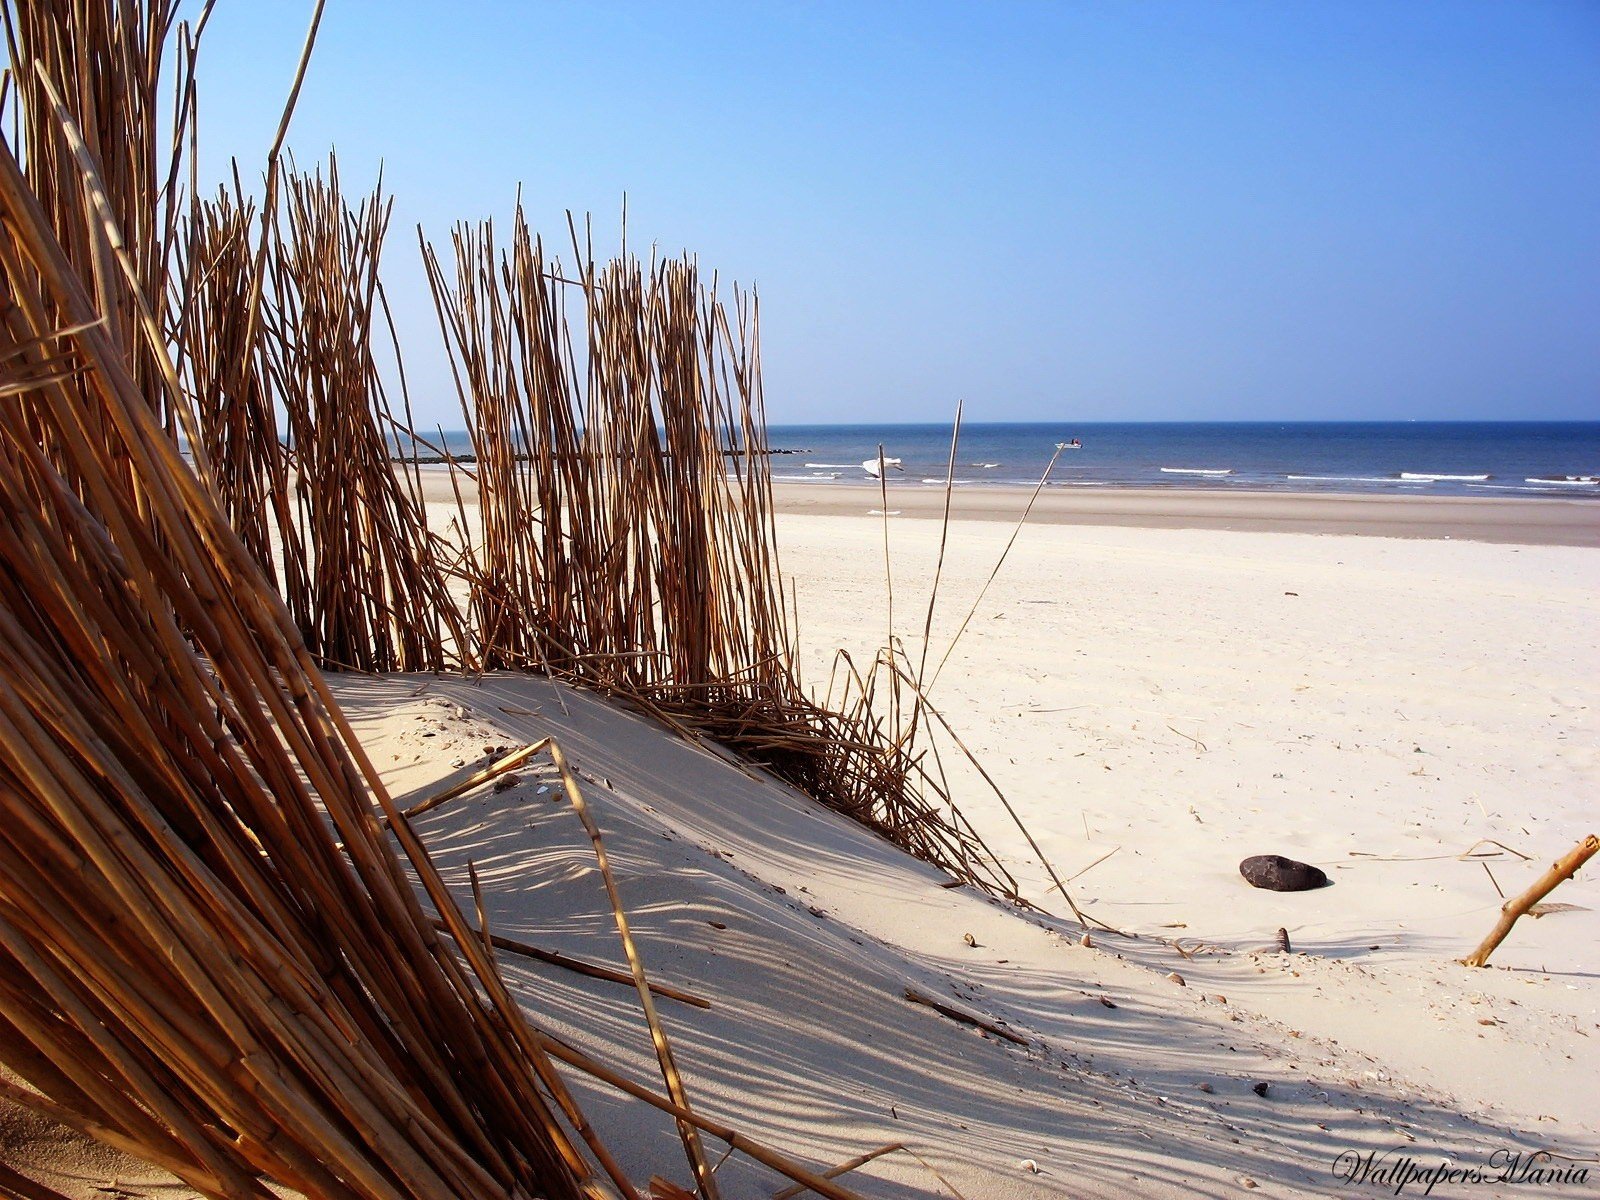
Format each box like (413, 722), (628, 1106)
(759, 421), (1600, 498)
(415, 422), (1600, 499)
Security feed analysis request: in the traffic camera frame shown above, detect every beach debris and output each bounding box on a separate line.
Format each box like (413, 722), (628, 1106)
(861, 455), (904, 478)
(1165, 972), (1186, 987)
(1019, 1159), (1041, 1174)
(1529, 901), (1586, 917)
(1239, 854), (1329, 892)
(1252, 1082), (1270, 1097)
(1099, 997), (1118, 1009)
(393, 741), (550, 822)
(428, 918), (711, 1010)
(963, 932), (977, 947)
(1461, 834), (1599, 967)
(1276, 927), (1292, 953)
(707, 920), (727, 930)
(1196, 1082), (1215, 1093)
(904, 987), (1030, 1046)
(492, 772), (520, 793)
(1079, 932), (1094, 948)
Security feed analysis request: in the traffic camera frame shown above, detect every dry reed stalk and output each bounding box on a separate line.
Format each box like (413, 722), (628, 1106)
(174, 185), (294, 583)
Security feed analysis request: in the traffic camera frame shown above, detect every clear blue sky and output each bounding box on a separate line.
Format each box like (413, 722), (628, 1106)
(195, 1), (1599, 426)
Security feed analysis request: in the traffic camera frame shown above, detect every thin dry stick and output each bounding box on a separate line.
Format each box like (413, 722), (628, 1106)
(1461, 834), (1598, 968)
(769, 1144), (904, 1200)
(399, 740), (549, 820)
(902, 988), (1029, 1047)
(427, 918), (711, 1009)
(927, 445), (1063, 696)
(915, 404), (961, 691)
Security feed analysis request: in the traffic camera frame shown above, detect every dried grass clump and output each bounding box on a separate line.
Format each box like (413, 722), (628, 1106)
(259, 157), (462, 671)
(0, 131), (603, 1198)
(3, 0), (203, 431)
(174, 186), (292, 583)
(420, 210), (1023, 893)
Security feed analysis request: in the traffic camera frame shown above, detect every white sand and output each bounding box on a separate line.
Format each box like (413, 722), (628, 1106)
(7, 509), (1597, 1197)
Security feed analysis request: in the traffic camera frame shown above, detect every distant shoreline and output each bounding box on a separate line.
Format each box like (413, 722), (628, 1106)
(401, 467), (1598, 546)
(770, 482), (1600, 547)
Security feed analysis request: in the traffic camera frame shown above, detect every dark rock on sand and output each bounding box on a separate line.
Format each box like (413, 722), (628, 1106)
(1239, 854), (1328, 892)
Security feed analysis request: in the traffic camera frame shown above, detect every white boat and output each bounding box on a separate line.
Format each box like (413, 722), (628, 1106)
(1055, 440), (1082, 450)
(861, 456), (903, 478)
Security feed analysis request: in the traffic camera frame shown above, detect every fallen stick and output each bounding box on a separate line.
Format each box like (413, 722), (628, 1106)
(902, 988), (1029, 1046)
(771, 1144), (903, 1200)
(396, 739), (549, 821)
(1461, 834), (1598, 968)
(427, 918), (711, 1009)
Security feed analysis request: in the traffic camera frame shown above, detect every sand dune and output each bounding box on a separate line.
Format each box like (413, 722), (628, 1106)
(7, 508), (1596, 1198)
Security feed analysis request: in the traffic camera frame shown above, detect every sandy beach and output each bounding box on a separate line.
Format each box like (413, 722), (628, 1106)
(10, 489), (1595, 1198)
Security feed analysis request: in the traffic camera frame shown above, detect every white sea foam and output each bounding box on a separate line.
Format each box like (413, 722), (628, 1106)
(805, 462), (855, 468)
(1468, 483), (1575, 494)
(1525, 476), (1598, 486)
(1285, 474), (1396, 483)
(773, 473), (840, 481)
(1160, 467), (1233, 476)
(921, 478), (975, 484)
(1400, 472), (1489, 482)
(970, 462), (1001, 468)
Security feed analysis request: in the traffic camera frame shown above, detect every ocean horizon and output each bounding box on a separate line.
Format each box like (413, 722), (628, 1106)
(408, 420), (1600, 499)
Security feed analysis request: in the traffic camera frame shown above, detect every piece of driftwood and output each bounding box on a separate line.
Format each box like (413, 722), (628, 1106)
(1461, 834), (1598, 968)
(428, 918), (710, 1010)
(903, 988), (1029, 1046)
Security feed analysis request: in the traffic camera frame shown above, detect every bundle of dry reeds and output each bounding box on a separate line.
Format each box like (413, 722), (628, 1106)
(3, 0), (203, 434)
(257, 156), (461, 671)
(0, 129), (610, 1198)
(174, 185), (296, 584)
(419, 209), (1025, 895)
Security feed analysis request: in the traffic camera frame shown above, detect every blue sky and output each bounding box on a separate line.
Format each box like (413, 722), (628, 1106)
(195, 1), (1599, 425)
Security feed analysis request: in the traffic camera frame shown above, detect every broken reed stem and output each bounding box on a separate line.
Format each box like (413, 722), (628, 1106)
(769, 1145), (904, 1200)
(1461, 834), (1598, 968)
(426, 918), (711, 1009)
(902, 988), (1029, 1047)
(399, 740), (549, 821)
